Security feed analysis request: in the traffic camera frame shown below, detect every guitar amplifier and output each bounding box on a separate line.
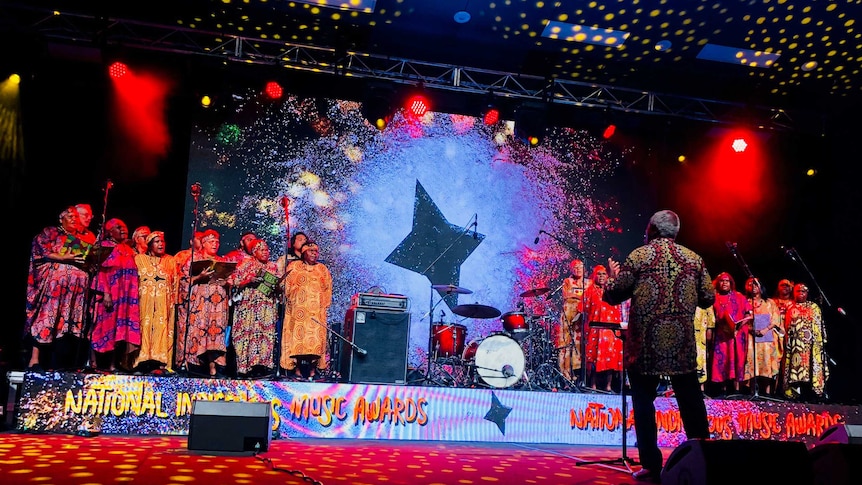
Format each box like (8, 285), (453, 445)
(350, 292), (409, 312)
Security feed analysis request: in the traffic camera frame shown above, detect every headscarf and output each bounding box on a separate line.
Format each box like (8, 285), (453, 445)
(248, 238), (266, 252)
(200, 229), (219, 242)
(59, 206), (77, 222)
(104, 218), (124, 232)
(146, 231), (164, 246)
(300, 242), (319, 254)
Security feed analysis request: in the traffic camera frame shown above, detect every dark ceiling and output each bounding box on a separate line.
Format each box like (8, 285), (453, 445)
(2, 1), (862, 133)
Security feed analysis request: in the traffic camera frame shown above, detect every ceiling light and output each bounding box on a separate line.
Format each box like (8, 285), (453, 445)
(802, 61), (818, 72)
(454, 11), (471, 24)
(541, 21), (630, 48)
(696, 44), (780, 68)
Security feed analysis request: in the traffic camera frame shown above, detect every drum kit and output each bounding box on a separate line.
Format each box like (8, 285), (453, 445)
(425, 284), (575, 391)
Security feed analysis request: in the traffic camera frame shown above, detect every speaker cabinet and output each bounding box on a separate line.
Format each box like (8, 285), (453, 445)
(815, 423), (862, 445)
(809, 423), (862, 485)
(660, 439), (813, 485)
(341, 308), (410, 384)
(188, 401), (272, 454)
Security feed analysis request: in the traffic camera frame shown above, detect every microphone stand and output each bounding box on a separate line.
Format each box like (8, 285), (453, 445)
(726, 242), (782, 402)
(783, 247), (838, 395)
(274, 196), (291, 379)
(77, 180), (113, 372)
(309, 317), (365, 380)
(177, 182), (202, 375)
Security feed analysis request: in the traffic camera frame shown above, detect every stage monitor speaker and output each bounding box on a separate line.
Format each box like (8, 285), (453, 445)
(187, 401), (272, 454)
(814, 422), (862, 445)
(341, 308), (410, 384)
(660, 438), (813, 485)
(809, 423), (862, 485)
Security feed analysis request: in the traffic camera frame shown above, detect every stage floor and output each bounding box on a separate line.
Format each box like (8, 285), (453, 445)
(0, 431), (656, 485)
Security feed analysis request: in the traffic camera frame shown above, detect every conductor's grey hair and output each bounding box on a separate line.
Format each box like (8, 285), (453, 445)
(647, 210), (680, 240)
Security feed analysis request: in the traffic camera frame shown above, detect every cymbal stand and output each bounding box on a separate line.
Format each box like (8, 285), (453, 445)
(577, 328), (637, 472)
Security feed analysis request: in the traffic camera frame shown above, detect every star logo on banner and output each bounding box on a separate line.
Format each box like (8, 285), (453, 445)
(484, 391), (513, 435)
(385, 180), (483, 309)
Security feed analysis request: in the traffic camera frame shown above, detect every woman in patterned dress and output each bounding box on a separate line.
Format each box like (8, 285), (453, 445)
(90, 218), (141, 372)
(176, 229), (231, 378)
(25, 207), (90, 370)
(134, 231), (178, 374)
(280, 241), (332, 380)
(742, 277), (783, 396)
(557, 259), (591, 386)
(781, 283), (828, 401)
(229, 239), (282, 377)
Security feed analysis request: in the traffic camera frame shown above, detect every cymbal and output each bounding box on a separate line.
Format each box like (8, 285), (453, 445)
(519, 287), (551, 298)
(452, 303), (502, 319)
(432, 284), (473, 294)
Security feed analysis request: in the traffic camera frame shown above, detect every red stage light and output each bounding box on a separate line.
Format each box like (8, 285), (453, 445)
(483, 107), (500, 125)
(732, 138), (748, 153)
(603, 124), (616, 139)
(405, 94), (430, 118)
(264, 81), (283, 100)
(108, 62), (128, 79)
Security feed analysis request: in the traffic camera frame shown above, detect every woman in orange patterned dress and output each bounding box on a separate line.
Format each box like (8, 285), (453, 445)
(280, 241), (332, 380)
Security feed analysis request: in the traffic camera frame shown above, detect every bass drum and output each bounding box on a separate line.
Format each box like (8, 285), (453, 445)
(474, 333), (525, 388)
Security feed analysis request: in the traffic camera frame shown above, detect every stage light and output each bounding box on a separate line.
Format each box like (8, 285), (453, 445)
(483, 106), (500, 125)
(678, 155), (686, 163)
(602, 124), (617, 139)
(201, 95), (213, 108)
(108, 61), (128, 79)
(806, 168), (817, 177)
(362, 84), (395, 131)
(514, 102), (547, 146)
(264, 81), (283, 100)
(732, 138), (748, 153)
(405, 94), (430, 118)
(7, 73), (20, 85)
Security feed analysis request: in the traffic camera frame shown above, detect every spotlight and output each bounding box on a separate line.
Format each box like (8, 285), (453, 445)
(264, 81), (283, 100)
(483, 105), (500, 125)
(405, 94), (430, 118)
(731, 138), (748, 153)
(514, 102), (547, 146)
(200, 95), (213, 108)
(108, 61), (128, 79)
(362, 84), (395, 131)
(602, 124), (617, 139)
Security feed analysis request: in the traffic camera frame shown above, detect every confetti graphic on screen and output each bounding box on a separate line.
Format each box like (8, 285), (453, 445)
(186, 89), (642, 370)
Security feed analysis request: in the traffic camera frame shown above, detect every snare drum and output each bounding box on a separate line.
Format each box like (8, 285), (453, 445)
(462, 338), (481, 361)
(501, 311), (529, 339)
(474, 333), (525, 388)
(431, 323), (467, 359)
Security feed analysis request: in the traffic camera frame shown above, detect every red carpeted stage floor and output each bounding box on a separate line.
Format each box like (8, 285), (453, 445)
(0, 432), (652, 485)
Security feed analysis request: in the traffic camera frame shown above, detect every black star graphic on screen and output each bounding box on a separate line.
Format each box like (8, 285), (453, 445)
(484, 392), (513, 435)
(385, 180), (483, 309)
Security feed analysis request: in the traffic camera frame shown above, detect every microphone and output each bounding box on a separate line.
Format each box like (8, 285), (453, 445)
(501, 364), (515, 378)
(837, 307), (847, 317)
(105, 179), (114, 190)
(356, 347), (368, 356)
(534, 230), (542, 245)
(190, 182), (202, 199)
(725, 241), (738, 253)
(473, 214), (478, 240)
(780, 245), (796, 260)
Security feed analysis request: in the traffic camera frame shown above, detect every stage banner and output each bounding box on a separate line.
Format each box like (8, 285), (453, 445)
(14, 372), (862, 447)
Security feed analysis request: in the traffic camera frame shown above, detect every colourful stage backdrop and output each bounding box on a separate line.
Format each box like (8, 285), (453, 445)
(15, 372), (861, 448)
(183, 91), (649, 374)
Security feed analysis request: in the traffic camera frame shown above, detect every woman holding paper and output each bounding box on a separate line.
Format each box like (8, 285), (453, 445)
(229, 239), (281, 378)
(742, 277), (783, 396)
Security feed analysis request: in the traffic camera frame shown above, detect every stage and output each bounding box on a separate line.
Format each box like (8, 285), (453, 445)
(6, 371), (861, 448)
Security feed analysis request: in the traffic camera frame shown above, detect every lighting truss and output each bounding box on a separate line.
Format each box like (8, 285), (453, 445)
(5, 5), (801, 132)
